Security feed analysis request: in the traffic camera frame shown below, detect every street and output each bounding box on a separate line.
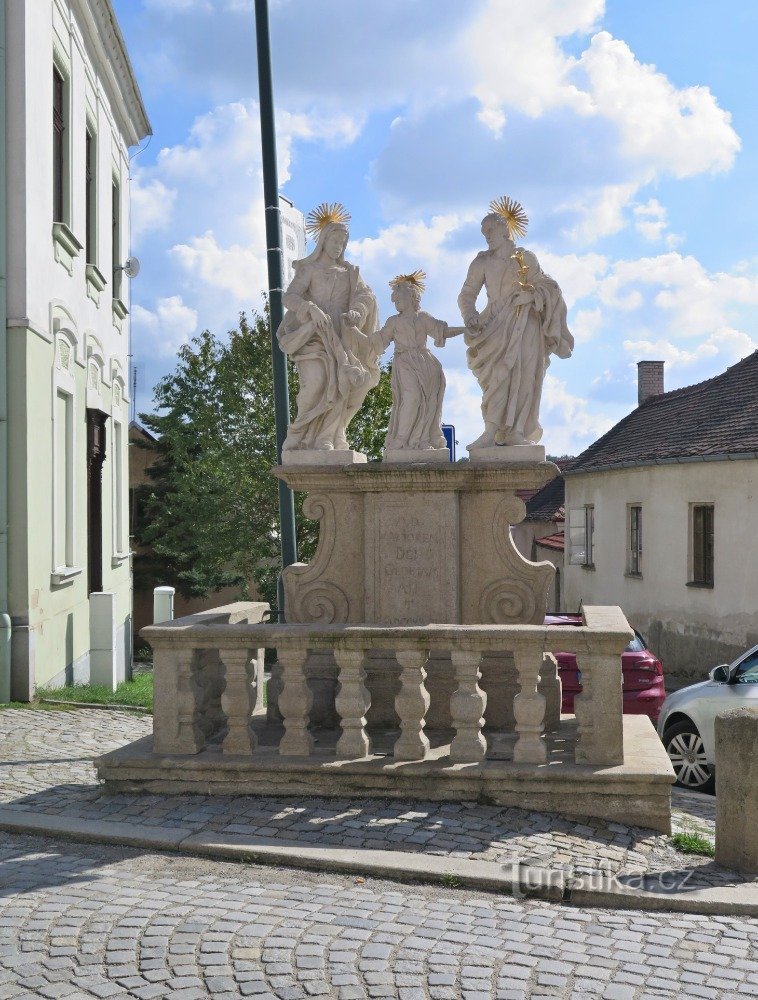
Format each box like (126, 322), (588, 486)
(1, 833), (757, 1000)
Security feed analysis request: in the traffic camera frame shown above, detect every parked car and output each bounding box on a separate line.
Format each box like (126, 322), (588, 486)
(546, 613), (666, 723)
(657, 644), (758, 793)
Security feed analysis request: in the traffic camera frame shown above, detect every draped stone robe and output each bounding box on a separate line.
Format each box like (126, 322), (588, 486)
(458, 247), (573, 443)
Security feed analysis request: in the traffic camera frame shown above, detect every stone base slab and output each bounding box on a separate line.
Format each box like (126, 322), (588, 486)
(96, 715), (673, 833)
(382, 448), (450, 464)
(281, 449), (367, 466)
(468, 444), (546, 463)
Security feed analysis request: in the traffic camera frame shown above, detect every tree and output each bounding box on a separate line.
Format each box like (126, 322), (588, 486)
(134, 310), (392, 610)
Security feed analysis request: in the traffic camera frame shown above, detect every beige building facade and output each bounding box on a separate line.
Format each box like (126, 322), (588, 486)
(564, 355), (758, 685)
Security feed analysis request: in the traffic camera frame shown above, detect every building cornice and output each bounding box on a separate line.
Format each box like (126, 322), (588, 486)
(564, 453), (758, 476)
(70, 0), (151, 147)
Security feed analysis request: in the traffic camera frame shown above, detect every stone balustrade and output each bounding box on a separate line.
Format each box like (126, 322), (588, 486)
(143, 605), (631, 768)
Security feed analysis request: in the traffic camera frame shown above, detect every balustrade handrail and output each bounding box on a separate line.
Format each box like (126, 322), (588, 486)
(142, 605), (632, 656)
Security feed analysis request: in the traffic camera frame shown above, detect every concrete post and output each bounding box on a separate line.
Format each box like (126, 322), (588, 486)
(153, 586), (175, 625)
(715, 707), (758, 874)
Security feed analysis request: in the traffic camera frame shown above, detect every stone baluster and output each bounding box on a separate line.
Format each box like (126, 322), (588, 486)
(449, 649), (487, 763)
(334, 648), (372, 759)
(153, 645), (205, 755)
(393, 649), (431, 761)
(219, 647), (259, 755)
(512, 645), (547, 763)
(538, 653), (562, 733)
(574, 650), (624, 765)
(278, 646), (314, 756)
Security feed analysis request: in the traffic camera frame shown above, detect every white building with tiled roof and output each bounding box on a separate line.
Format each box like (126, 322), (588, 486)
(564, 356), (758, 685)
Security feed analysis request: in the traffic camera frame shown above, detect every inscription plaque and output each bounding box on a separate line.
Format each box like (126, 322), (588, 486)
(365, 493), (458, 624)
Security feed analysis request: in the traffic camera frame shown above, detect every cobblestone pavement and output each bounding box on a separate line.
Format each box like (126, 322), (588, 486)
(0, 709), (731, 888)
(1, 833), (757, 1000)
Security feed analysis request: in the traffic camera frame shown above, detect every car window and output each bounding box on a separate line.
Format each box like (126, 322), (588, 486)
(625, 631), (646, 653)
(735, 651), (758, 684)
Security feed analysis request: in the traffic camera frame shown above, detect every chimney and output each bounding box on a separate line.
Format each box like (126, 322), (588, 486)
(637, 360), (665, 406)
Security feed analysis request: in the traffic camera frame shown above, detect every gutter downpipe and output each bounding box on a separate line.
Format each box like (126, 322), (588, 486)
(0, 0), (11, 704)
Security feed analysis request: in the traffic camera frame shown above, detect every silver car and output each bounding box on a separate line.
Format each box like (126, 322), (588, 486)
(657, 645), (758, 792)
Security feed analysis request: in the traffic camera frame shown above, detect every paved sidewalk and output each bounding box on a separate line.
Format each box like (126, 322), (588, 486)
(0, 708), (749, 908)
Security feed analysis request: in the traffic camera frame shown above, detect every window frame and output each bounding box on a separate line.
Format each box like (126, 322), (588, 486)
(85, 126), (97, 265)
(53, 64), (68, 225)
(569, 504), (594, 567)
(112, 176), (122, 301)
(627, 503), (642, 576)
(690, 502), (715, 587)
(51, 327), (82, 585)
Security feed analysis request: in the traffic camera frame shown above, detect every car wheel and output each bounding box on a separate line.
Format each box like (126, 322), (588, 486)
(664, 721), (715, 793)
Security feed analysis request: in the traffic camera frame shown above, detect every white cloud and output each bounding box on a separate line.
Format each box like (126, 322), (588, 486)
(132, 296), (199, 358)
(623, 327), (757, 370)
(562, 181), (642, 244)
(632, 198), (674, 244)
(541, 373), (615, 454)
(598, 253), (758, 337)
(579, 32), (740, 178)
(171, 233), (266, 301)
(131, 176), (176, 244)
(464, 0), (602, 124)
(571, 306), (603, 344)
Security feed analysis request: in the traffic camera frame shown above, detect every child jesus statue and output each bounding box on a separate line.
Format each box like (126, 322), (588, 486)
(370, 271), (465, 459)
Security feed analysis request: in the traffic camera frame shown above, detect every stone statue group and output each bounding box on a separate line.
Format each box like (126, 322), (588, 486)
(277, 198), (574, 462)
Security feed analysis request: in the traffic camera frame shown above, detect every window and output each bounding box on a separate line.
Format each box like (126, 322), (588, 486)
(85, 129), (96, 264)
(112, 179), (122, 300)
(569, 505), (594, 566)
(54, 390), (74, 570)
(691, 503), (714, 586)
(113, 420), (126, 555)
(53, 67), (67, 223)
(52, 325), (82, 584)
(736, 651), (758, 684)
(628, 505), (642, 575)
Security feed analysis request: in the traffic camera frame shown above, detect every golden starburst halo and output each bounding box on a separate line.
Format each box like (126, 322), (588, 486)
(305, 202), (352, 237)
(389, 269), (427, 292)
(489, 196), (529, 239)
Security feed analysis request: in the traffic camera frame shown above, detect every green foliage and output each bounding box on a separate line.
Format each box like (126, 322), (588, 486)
(135, 311), (392, 610)
(440, 872), (462, 888)
(671, 832), (715, 857)
(35, 674), (154, 710)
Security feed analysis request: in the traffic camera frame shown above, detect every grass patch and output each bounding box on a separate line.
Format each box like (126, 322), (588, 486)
(671, 832), (715, 857)
(440, 872), (462, 888)
(35, 672), (154, 710)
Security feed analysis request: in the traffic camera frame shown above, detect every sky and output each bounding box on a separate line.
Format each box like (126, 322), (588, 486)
(112, 0), (758, 456)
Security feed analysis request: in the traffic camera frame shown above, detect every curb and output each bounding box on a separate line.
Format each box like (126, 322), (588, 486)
(1, 807), (756, 916)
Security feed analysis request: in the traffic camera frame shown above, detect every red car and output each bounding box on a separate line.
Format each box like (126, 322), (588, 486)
(546, 613), (666, 722)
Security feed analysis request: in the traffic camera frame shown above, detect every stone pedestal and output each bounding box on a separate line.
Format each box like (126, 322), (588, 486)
(469, 444), (546, 463)
(275, 462), (557, 626)
(383, 448), (450, 464)
(282, 449), (367, 466)
(270, 462), (559, 730)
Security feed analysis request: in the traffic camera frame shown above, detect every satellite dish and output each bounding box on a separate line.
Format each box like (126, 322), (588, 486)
(123, 256), (141, 279)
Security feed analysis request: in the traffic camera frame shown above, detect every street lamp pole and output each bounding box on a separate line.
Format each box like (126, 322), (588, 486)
(254, 0), (298, 619)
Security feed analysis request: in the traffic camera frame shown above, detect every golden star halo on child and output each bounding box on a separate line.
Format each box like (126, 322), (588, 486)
(389, 269), (427, 292)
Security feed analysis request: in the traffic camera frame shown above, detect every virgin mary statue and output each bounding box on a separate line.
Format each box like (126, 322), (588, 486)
(277, 203), (380, 453)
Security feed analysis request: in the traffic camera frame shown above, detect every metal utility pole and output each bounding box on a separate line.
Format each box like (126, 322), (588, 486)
(254, 0), (298, 619)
